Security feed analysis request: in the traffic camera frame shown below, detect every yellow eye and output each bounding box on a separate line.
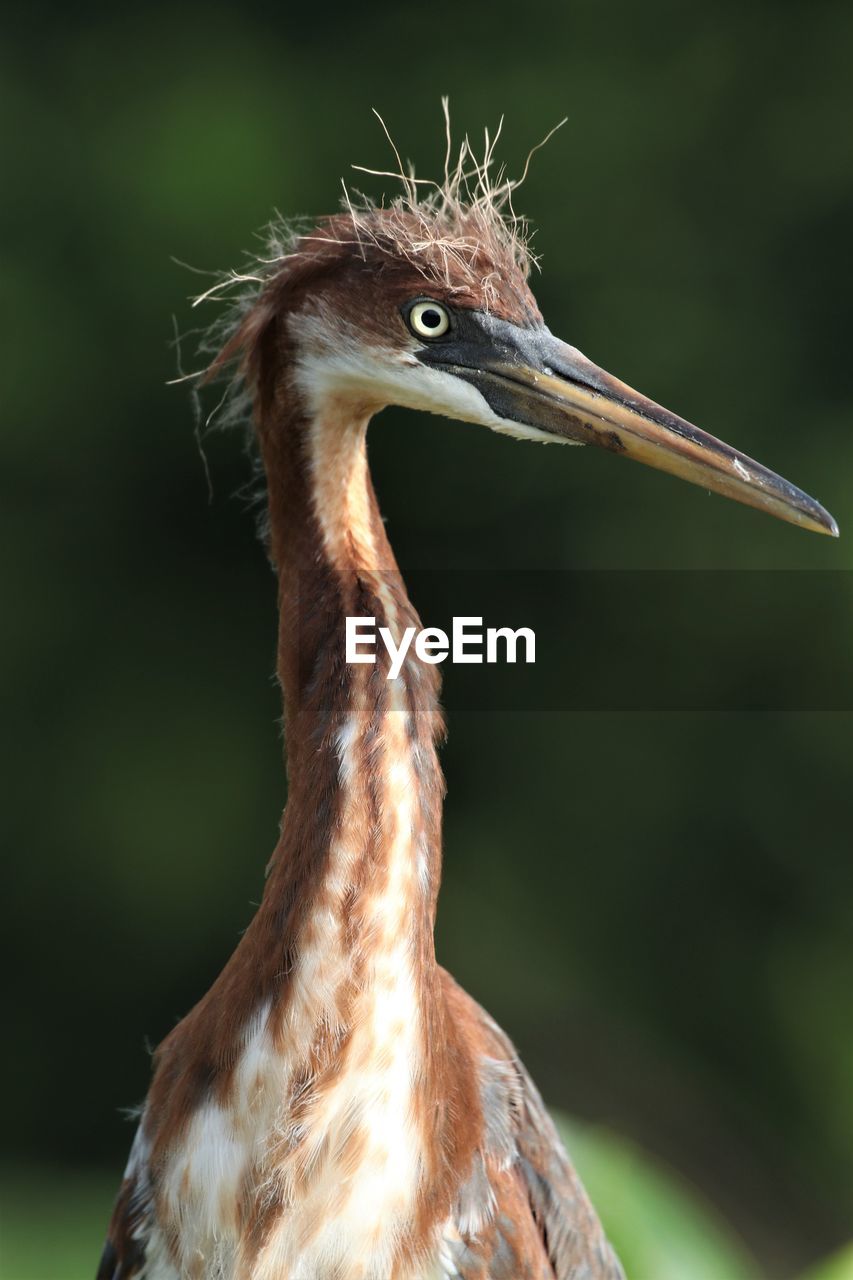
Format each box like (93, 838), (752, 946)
(407, 300), (451, 340)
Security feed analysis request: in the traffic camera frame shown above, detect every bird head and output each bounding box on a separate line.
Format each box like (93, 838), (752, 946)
(206, 134), (837, 539)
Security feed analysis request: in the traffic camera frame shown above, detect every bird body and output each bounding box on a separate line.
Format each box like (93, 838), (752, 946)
(98, 129), (836, 1280)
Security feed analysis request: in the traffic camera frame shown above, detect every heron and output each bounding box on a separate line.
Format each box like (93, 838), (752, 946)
(97, 119), (838, 1280)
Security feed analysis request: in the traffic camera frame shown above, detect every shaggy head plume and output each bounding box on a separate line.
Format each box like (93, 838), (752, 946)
(187, 104), (564, 406)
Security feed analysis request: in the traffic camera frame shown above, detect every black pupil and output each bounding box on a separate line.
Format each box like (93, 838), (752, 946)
(421, 308), (442, 330)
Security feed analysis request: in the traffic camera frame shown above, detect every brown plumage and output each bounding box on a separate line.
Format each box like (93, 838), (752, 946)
(97, 117), (837, 1280)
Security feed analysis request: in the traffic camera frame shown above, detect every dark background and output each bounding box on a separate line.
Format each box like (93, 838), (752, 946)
(3, 1), (852, 1275)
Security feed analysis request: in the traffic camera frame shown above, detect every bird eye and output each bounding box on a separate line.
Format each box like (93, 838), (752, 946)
(406, 300), (451, 340)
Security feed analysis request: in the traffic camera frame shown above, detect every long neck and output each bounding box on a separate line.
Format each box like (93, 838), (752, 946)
(149, 380), (477, 1238)
(254, 386), (446, 1009)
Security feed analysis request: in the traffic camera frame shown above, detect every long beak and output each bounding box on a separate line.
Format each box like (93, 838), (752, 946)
(427, 317), (838, 537)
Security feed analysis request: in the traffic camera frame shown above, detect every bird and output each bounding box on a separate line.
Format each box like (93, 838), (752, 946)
(97, 116), (838, 1280)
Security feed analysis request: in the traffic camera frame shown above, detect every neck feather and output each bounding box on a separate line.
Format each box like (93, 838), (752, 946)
(147, 375), (480, 1257)
(152, 381), (446, 1085)
(260, 383), (446, 935)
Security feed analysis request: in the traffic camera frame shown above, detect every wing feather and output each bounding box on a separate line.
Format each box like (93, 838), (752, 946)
(96, 1123), (155, 1280)
(440, 970), (625, 1280)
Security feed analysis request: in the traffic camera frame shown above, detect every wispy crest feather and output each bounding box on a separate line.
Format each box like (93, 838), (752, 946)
(191, 101), (562, 320)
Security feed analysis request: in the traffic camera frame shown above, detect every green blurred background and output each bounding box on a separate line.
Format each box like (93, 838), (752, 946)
(3, 0), (853, 1276)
